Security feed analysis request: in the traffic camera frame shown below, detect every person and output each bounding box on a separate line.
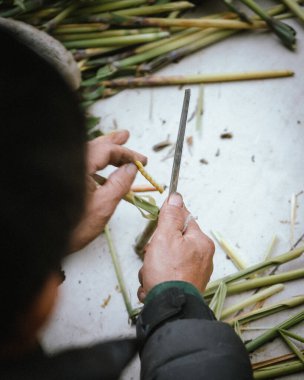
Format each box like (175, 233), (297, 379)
(0, 27), (253, 379)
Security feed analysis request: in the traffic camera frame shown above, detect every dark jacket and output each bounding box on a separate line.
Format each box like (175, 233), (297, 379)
(0, 283), (253, 380)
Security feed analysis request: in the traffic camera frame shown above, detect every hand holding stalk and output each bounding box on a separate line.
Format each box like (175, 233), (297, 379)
(69, 130), (147, 252)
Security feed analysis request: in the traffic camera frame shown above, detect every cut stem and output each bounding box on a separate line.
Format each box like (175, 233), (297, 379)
(104, 224), (137, 321)
(90, 2), (194, 19)
(227, 295), (304, 326)
(252, 350), (304, 370)
(227, 268), (304, 295)
(253, 359), (304, 379)
(134, 219), (158, 259)
(209, 281), (227, 320)
(63, 31), (170, 49)
(204, 246), (304, 298)
(101, 70), (294, 88)
(93, 173), (159, 218)
(246, 310), (304, 352)
(103, 15), (267, 29)
(281, 0), (304, 23)
(134, 160), (165, 193)
(221, 284), (284, 319)
(212, 230), (247, 270)
(43, 2), (79, 32)
(131, 184), (160, 193)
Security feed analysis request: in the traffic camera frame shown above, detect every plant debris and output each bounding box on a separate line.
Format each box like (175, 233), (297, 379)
(152, 136), (172, 152)
(101, 294), (111, 308)
(199, 158), (209, 165)
(220, 132), (233, 139)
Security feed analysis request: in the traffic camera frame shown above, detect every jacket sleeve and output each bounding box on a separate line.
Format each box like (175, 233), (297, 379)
(136, 282), (253, 380)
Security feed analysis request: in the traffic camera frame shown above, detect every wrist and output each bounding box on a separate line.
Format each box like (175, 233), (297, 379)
(144, 281), (204, 305)
(137, 283), (215, 345)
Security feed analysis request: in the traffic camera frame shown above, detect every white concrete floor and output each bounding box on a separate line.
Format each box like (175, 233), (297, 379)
(41, 2), (304, 379)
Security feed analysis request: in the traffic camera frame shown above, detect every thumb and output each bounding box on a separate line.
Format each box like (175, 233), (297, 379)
(157, 193), (187, 235)
(99, 163), (137, 204)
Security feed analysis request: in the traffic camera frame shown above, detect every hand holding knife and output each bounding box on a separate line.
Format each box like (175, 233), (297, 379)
(135, 89), (191, 257)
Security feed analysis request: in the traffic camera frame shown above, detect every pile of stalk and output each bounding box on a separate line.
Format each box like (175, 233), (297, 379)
(97, 170), (304, 380)
(205, 243), (304, 379)
(102, 175), (304, 379)
(1, 0), (304, 135)
(2, 1), (304, 378)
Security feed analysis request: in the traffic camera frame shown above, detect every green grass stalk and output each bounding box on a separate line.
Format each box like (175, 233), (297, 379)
(212, 230), (247, 270)
(0, 0), (42, 17)
(221, 284), (284, 319)
(104, 225), (136, 321)
(209, 282), (227, 320)
(109, 16), (266, 29)
(134, 219), (158, 259)
(101, 70), (294, 88)
(279, 329), (304, 364)
(56, 27), (162, 41)
(63, 31), (170, 49)
(138, 30), (236, 74)
(246, 310), (304, 352)
(53, 23), (108, 34)
(253, 360), (304, 379)
(96, 2), (194, 18)
(93, 173), (159, 218)
(227, 295), (304, 325)
(43, 2), (79, 32)
(75, 0), (152, 16)
(226, 268), (304, 295)
(281, 0), (304, 23)
(205, 246), (304, 297)
(239, 0), (296, 48)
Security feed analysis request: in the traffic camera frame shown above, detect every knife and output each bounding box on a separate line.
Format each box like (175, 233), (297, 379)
(169, 89), (191, 195)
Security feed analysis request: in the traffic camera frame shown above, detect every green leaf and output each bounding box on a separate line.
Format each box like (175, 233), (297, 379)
(97, 64), (118, 80)
(85, 115), (101, 131)
(246, 310), (304, 353)
(233, 320), (243, 340)
(132, 194), (158, 220)
(267, 18), (296, 49)
(13, 0), (25, 10)
(209, 281), (227, 320)
(82, 86), (105, 101)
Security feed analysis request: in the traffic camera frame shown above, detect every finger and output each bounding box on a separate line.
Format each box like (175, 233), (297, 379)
(157, 193), (189, 236)
(95, 163), (137, 218)
(90, 130), (130, 146)
(88, 143), (147, 173)
(137, 286), (146, 303)
(138, 267), (143, 286)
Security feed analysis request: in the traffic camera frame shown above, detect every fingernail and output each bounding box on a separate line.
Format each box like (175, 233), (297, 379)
(168, 193), (183, 207)
(140, 156), (148, 165)
(125, 163), (137, 175)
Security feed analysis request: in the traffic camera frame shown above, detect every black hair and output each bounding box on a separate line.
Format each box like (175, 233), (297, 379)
(0, 26), (87, 342)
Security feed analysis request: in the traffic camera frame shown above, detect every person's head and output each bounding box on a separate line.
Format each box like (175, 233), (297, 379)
(0, 26), (87, 352)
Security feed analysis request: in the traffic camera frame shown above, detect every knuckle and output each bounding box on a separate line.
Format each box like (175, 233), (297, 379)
(160, 208), (184, 225)
(206, 237), (215, 255)
(198, 234), (215, 255)
(109, 176), (127, 198)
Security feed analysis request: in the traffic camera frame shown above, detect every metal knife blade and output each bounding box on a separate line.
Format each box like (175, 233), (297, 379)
(169, 89), (191, 194)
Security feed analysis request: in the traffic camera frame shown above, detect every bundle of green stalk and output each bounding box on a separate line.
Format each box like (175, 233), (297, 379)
(204, 244), (304, 379)
(1, 0), (303, 121)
